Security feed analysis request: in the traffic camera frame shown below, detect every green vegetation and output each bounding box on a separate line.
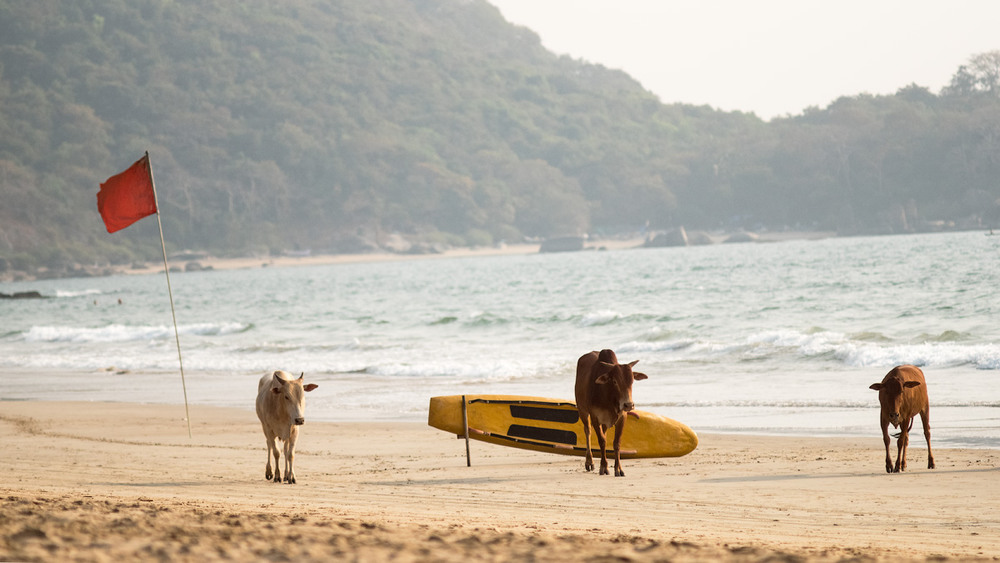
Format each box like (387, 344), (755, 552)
(1, 1), (999, 273)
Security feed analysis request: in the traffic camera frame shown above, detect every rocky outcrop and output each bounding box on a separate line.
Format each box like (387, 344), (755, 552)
(0, 291), (47, 299)
(644, 227), (689, 247)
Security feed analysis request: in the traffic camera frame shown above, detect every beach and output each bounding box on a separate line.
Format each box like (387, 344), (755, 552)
(2, 400), (998, 561)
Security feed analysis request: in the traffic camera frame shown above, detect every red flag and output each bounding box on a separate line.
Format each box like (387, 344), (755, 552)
(97, 154), (157, 233)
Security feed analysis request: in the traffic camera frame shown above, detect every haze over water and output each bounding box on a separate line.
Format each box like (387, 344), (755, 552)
(2, 231), (998, 447)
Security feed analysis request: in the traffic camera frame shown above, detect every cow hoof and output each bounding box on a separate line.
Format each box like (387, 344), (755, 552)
(584, 462), (594, 472)
(599, 467), (609, 476)
(265, 470), (273, 480)
(615, 470), (625, 477)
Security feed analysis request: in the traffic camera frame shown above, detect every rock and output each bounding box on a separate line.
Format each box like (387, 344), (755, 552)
(723, 232), (759, 243)
(644, 227), (689, 247)
(687, 231), (714, 245)
(0, 291), (47, 299)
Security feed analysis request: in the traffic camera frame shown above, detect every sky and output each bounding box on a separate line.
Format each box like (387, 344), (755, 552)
(488, 1), (1000, 120)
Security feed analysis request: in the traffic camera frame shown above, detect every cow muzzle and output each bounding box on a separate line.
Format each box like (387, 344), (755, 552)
(294, 417), (305, 425)
(623, 402), (635, 412)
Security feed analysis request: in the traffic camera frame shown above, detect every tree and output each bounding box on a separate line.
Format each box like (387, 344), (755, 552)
(943, 51), (1000, 97)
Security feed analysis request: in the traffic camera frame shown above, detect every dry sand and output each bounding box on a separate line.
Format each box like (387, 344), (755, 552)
(1, 401), (998, 562)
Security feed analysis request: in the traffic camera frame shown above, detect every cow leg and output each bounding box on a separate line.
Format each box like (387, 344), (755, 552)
(262, 425), (279, 482)
(612, 416), (626, 477)
(880, 418), (893, 474)
(595, 424), (609, 476)
(920, 409), (935, 469)
(284, 426), (299, 484)
(271, 439), (282, 483)
(896, 418), (913, 473)
(580, 413), (594, 472)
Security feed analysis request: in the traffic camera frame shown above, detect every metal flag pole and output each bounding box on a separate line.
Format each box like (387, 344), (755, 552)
(145, 151), (192, 438)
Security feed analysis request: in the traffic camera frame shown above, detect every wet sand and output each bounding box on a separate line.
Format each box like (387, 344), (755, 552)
(1, 400), (998, 561)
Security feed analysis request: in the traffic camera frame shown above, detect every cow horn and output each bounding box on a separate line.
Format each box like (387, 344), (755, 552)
(298, 371), (304, 380)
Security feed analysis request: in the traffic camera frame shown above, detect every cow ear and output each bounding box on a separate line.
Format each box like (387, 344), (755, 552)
(869, 383), (882, 391)
(595, 374), (610, 384)
(633, 372), (648, 381)
(903, 381), (921, 388)
(304, 383), (318, 392)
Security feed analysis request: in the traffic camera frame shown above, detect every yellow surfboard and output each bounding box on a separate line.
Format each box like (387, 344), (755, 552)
(428, 395), (698, 458)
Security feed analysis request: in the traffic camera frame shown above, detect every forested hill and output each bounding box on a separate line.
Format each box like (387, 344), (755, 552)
(1, 1), (999, 274)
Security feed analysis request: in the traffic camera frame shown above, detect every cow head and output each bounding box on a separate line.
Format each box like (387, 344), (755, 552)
(595, 360), (648, 413)
(869, 377), (920, 427)
(271, 371), (319, 425)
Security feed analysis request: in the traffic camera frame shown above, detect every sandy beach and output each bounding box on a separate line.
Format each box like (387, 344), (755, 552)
(1, 400), (998, 561)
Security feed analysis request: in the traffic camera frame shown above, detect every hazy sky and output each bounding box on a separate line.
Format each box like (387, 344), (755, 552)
(489, 1), (1000, 120)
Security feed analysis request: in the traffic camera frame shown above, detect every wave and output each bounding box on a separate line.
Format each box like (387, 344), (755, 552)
(233, 338), (391, 354)
(618, 328), (1000, 370)
(23, 322), (251, 343)
(54, 289), (103, 298)
(835, 342), (1000, 370)
(579, 310), (621, 327)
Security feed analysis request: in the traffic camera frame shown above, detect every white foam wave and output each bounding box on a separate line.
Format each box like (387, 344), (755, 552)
(835, 341), (1000, 370)
(580, 310), (620, 326)
(54, 289), (103, 298)
(24, 322), (249, 343)
(620, 329), (1000, 370)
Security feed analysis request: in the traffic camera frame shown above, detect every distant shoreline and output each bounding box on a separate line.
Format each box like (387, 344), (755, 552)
(1, 230), (843, 282)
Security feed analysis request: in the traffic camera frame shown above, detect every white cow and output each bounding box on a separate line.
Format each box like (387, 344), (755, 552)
(255, 370), (318, 484)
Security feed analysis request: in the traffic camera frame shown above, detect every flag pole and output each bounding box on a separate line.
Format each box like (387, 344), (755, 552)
(145, 151), (193, 438)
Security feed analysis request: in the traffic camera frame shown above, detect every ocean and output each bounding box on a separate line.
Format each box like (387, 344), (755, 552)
(2, 231), (998, 448)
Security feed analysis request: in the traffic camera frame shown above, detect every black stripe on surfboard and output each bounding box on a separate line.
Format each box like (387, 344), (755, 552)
(509, 405), (580, 424)
(507, 424), (577, 445)
(468, 398), (577, 408)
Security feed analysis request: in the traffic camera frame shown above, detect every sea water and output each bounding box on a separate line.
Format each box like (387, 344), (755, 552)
(1, 231), (998, 448)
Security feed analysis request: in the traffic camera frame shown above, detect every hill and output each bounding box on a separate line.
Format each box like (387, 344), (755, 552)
(1, 1), (999, 276)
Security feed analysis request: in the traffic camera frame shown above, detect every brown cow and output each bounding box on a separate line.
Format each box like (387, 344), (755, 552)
(256, 370), (319, 484)
(575, 349), (648, 476)
(869, 365), (935, 473)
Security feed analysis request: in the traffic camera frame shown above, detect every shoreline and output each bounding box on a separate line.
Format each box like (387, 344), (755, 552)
(2, 400), (998, 561)
(2, 231), (844, 282)
(128, 231), (839, 276)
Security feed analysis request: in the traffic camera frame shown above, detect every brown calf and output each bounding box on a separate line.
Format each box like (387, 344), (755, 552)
(869, 365), (935, 473)
(575, 349), (648, 476)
